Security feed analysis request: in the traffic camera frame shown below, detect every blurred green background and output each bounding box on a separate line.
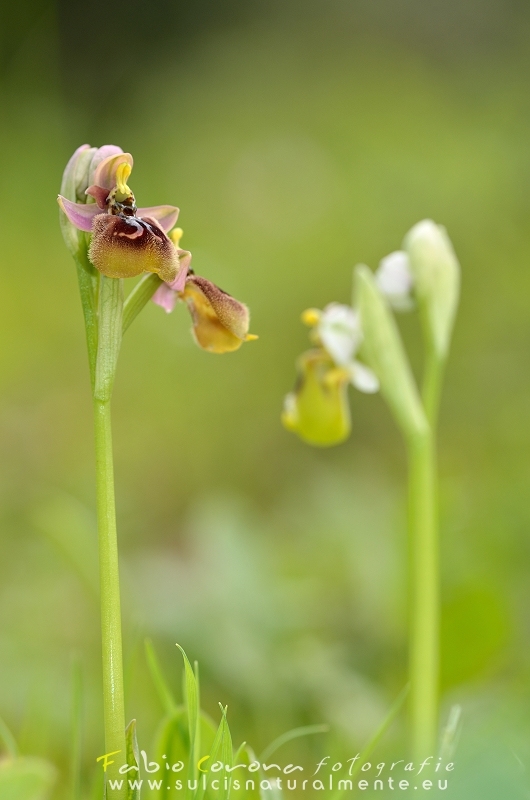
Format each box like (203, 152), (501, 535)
(2, 0), (530, 796)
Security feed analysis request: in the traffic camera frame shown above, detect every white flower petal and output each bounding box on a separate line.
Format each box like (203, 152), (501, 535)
(375, 250), (414, 311)
(318, 303), (362, 365)
(350, 360), (380, 393)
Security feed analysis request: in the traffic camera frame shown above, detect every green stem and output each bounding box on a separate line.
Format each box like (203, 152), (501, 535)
(94, 396), (126, 794)
(404, 345), (445, 760)
(92, 276), (126, 797)
(407, 426), (438, 761)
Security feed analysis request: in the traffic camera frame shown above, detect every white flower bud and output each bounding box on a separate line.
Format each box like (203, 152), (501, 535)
(403, 220), (460, 359)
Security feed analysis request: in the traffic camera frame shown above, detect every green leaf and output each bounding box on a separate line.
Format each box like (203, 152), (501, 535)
(355, 265), (428, 441)
(216, 707), (233, 800)
(126, 720), (141, 800)
(122, 274), (163, 334)
(150, 710), (217, 800)
(201, 705), (232, 800)
(145, 639), (177, 716)
(75, 249), (99, 390)
(0, 757), (56, 800)
(94, 276), (123, 403)
(403, 220), (460, 360)
(176, 645), (200, 797)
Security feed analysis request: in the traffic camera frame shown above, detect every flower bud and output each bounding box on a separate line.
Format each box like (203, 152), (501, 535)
(60, 144), (96, 203)
(59, 145), (97, 254)
(282, 349), (351, 446)
(403, 220), (460, 359)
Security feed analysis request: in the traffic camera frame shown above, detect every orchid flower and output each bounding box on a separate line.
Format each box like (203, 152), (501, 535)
(58, 145), (187, 285)
(152, 230), (257, 354)
(58, 145), (256, 354)
(282, 302), (379, 446)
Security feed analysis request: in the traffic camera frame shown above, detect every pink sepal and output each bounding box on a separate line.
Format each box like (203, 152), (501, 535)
(57, 195), (102, 231)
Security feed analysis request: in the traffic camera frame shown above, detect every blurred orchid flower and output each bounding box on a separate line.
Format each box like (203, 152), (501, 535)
(282, 302), (378, 446)
(303, 303), (379, 393)
(152, 230), (257, 354)
(58, 145), (184, 283)
(375, 250), (415, 311)
(282, 349), (351, 446)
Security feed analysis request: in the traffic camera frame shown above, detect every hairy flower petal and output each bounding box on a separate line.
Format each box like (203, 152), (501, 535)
(57, 195), (102, 231)
(180, 276), (251, 353)
(89, 215), (179, 281)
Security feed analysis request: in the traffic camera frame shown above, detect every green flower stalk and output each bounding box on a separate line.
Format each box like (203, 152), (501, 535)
(283, 221), (460, 760)
(58, 144), (255, 796)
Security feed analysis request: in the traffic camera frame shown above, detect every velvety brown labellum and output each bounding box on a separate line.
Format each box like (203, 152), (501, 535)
(89, 214), (179, 281)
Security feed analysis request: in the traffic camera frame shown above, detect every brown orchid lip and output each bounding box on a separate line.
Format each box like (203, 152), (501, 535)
(89, 212), (180, 281)
(113, 216), (167, 242)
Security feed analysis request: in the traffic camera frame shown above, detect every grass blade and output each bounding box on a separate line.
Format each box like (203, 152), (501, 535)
(195, 705), (232, 800)
(331, 684), (408, 800)
(125, 720), (141, 800)
(438, 704), (462, 761)
(176, 645), (200, 798)
(259, 724), (329, 762)
(145, 639), (177, 715)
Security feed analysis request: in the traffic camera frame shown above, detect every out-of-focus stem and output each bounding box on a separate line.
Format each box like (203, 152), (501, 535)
(407, 348), (444, 760)
(407, 426), (438, 760)
(422, 347), (445, 428)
